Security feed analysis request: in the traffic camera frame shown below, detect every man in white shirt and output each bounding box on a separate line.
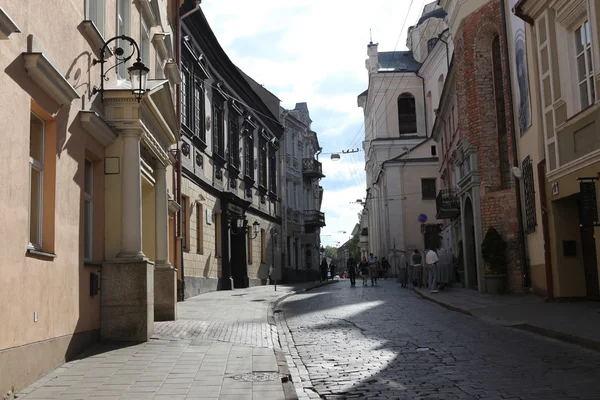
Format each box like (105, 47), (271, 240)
(425, 249), (439, 293)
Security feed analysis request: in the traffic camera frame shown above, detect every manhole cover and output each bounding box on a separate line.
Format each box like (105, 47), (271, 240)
(232, 372), (287, 382)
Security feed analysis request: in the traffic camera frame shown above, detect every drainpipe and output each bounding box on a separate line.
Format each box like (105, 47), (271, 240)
(437, 28), (450, 69)
(537, 160), (554, 301)
(501, 0), (530, 289)
(415, 72), (428, 137)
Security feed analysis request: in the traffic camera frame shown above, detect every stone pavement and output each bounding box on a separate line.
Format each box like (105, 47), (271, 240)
(16, 280), (335, 400)
(277, 279), (600, 399)
(413, 286), (600, 351)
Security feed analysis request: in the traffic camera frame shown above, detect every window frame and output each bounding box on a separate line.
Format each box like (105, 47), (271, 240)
(116, 0), (130, 80)
(574, 19), (596, 110)
(196, 203), (203, 254)
(83, 158), (94, 262)
(85, 0), (105, 37)
(259, 138), (268, 189)
(421, 178), (437, 200)
(212, 102), (225, 160)
(194, 78), (206, 143)
(29, 112), (45, 250)
(228, 116), (240, 171)
(140, 18), (151, 77)
(181, 64), (191, 130)
(244, 128), (255, 181)
(397, 93), (417, 134)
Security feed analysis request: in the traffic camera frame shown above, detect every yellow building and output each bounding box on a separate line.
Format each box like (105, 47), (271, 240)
(0, 0), (179, 395)
(516, 0), (600, 299)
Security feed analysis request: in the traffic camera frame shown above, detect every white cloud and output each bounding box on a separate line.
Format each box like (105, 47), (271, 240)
(320, 185), (365, 247)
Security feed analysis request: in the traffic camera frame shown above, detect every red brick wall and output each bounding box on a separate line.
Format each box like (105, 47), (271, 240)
(454, 0), (524, 291)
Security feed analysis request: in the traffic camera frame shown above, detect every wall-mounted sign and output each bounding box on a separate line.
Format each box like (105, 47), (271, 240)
(551, 182), (559, 196)
(417, 214), (428, 223)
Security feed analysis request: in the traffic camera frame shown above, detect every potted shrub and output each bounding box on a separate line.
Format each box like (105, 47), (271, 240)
(481, 227), (507, 294)
(455, 241), (465, 288)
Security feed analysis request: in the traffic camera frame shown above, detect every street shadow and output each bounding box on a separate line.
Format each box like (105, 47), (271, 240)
(280, 282), (600, 399)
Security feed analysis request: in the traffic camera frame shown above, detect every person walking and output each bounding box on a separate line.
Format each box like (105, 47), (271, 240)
(381, 257), (391, 280)
(426, 249), (440, 293)
(330, 262), (336, 281)
(368, 253), (378, 286)
(320, 258), (328, 282)
(360, 256), (369, 285)
(398, 253), (408, 287)
(347, 255), (357, 287)
(411, 249), (423, 288)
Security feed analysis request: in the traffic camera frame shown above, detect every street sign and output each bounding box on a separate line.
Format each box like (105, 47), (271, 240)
(417, 213), (428, 223)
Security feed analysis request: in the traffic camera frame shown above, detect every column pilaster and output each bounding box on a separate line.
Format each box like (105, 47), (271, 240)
(154, 164), (171, 268)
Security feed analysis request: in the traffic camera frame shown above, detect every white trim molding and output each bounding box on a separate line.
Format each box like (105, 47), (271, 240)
(0, 7), (20, 40)
(135, 0), (157, 28)
(78, 20), (113, 59)
(151, 30), (170, 62)
(23, 53), (80, 105)
(79, 111), (118, 147)
(164, 60), (182, 85)
(547, 147), (600, 182)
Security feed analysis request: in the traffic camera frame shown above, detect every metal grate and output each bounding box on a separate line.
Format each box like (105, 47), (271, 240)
(522, 156), (537, 234)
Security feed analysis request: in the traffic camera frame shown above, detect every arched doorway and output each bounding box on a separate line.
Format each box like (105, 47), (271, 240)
(463, 197), (478, 290)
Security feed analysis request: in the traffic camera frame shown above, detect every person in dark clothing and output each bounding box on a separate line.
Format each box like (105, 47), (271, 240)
(381, 257), (391, 280)
(347, 256), (357, 286)
(330, 262), (336, 280)
(320, 258), (328, 282)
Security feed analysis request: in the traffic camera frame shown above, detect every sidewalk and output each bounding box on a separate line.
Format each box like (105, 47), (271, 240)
(413, 286), (600, 351)
(15, 280), (336, 400)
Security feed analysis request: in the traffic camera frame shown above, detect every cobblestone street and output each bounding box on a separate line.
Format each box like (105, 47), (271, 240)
(278, 280), (600, 400)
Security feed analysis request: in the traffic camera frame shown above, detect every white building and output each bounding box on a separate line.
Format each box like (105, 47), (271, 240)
(281, 103), (325, 282)
(359, 2), (449, 257)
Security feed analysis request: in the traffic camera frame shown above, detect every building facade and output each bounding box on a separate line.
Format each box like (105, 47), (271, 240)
(281, 103), (325, 282)
(515, 0), (600, 299)
(178, 1), (283, 298)
(0, 0), (179, 394)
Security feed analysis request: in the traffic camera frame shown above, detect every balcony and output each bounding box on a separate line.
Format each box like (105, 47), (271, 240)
(303, 210), (326, 233)
(302, 158), (325, 179)
(436, 189), (460, 220)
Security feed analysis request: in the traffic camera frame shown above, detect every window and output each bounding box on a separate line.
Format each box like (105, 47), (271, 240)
(244, 128), (254, 179)
(431, 145), (437, 156)
(215, 213), (222, 257)
(29, 113), (44, 249)
(196, 203), (203, 254)
(269, 148), (277, 194)
(83, 159), (93, 261)
(181, 65), (190, 128)
(492, 35), (511, 189)
(116, 0), (130, 80)
(85, 0), (105, 37)
(421, 178), (437, 200)
(228, 118), (240, 168)
(398, 93), (417, 134)
(194, 79), (205, 141)
(261, 229), (266, 264)
(427, 38), (439, 53)
(182, 195), (188, 251)
(140, 20), (150, 76)
(212, 103), (224, 158)
(247, 226), (253, 264)
(575, 20), (595, 109)
(259, 139), (267, 187)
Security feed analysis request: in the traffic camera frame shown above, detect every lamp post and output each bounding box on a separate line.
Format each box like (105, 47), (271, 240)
(92, 35), (149, 103)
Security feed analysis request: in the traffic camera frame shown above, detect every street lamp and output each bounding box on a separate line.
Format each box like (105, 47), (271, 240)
(92, 35), (149, 103)
(250, 221), (260, 239)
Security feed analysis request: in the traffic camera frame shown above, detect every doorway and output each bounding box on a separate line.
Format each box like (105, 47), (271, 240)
(464, 198), (479, 290)
(580, 226), (600, 299)
(230, 218), (248, 288)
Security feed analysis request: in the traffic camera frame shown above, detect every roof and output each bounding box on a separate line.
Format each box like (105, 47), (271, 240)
(378, 51), (421, 73)
(417, 7), (447, 25)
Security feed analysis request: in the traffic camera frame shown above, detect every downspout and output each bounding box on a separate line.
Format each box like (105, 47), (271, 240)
(415, 72), (428, 137)
(501, 0), (530, 289)
(437, 28), (450, 69)
(538, 160), (554, 301)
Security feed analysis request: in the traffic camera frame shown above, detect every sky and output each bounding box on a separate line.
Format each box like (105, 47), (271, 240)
(202, 0), (427, 248)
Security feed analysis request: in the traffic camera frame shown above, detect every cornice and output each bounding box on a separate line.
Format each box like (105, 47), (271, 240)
(23, 52), (80, 105)
(134, 0), (157, 28)
(151, 30), (170, 62)
(78, 21), (112, 59)
(79, 111), (117, 147)
(0, 7), (20, 40)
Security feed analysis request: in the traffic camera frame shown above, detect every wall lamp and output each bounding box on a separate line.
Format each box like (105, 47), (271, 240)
(92, 35), (149, 103)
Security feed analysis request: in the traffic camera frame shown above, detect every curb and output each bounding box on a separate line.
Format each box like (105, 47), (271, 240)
(268, 280), (338, 400)
(413, 287), (600, 353)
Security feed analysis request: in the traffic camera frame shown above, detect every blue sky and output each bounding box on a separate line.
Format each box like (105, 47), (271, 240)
(202, 0), (425, 247)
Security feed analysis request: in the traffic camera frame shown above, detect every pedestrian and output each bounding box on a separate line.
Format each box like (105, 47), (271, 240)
(330, 262), (336, 280)
(381, 257), (391, 280)
(426, 249), (440, 293)
(411, 249), (423, 288)
(368, 253), (378, 286)
(398, 253), (408, 287)
(347, 255), (357, 287)
(360, 256), (369, 285)
(320, 258), (328, 282)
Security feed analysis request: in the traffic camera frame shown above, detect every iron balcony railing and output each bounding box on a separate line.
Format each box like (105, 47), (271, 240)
(302, 158), (325, 179)
(435, 189), (460, 220)
(303, 210), (326, 227)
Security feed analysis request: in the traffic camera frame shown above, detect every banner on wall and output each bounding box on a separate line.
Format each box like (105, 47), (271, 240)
(509, 0), (532, 135)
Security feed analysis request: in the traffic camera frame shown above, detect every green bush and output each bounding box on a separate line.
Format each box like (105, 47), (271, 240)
(481, 227), (507, 275)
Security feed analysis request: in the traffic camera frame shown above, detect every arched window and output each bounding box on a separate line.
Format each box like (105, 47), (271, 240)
(398, 93), (417, 134)
(492, 35), (511, 189)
